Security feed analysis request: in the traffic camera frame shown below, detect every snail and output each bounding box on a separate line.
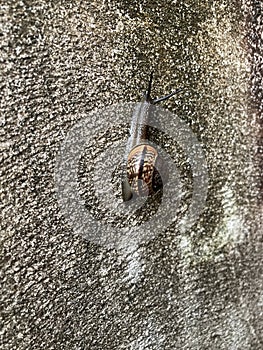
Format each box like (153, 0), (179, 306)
(122, 72), (182, 202)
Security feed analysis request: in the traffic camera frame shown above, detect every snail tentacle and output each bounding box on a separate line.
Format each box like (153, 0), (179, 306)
(153, 87), (183, 104)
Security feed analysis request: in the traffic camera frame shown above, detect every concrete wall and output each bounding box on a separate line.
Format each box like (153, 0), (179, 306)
(1, 1), (262, 349)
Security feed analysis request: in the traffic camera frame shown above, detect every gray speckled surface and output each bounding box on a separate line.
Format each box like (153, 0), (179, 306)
(1, 1), (262, 349)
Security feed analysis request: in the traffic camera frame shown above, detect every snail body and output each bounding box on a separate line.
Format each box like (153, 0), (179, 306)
(122, 73), (182, 202)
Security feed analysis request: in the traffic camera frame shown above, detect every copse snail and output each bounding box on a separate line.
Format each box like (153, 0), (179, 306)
(122, 72), (182, 202)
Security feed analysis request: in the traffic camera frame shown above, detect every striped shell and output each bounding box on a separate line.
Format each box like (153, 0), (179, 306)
(126, 144), (166, 196)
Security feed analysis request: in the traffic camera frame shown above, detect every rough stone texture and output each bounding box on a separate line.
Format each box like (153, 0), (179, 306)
(0, 1), (262, 349)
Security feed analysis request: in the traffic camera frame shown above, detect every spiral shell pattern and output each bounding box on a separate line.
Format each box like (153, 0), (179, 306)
(126, 144), (164, 196)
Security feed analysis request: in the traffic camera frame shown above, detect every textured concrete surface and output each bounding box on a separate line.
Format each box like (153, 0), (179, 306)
(1, 1), (262, 349)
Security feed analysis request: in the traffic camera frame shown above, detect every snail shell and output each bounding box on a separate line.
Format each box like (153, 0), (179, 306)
(126, 144), (167, 197)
